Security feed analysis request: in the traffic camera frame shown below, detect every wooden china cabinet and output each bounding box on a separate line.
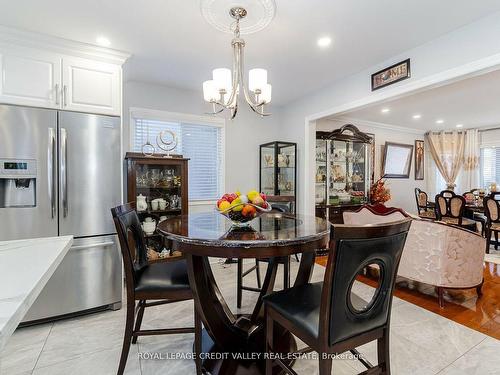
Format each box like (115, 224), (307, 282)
(125, 152), (189, 257)
(315, 125), (374, 224)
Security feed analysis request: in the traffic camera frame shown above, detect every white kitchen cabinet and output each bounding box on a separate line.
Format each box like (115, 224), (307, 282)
(62, 57), (121, 115)
(0, 47), (62, 108)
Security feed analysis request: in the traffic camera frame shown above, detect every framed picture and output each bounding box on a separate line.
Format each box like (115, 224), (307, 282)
(382, 142), (413, 178)
(372, 59), (411, 91)
(414, 140), (424, 180)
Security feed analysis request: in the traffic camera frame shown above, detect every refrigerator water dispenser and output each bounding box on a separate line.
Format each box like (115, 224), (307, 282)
(0, 159), (37, 208)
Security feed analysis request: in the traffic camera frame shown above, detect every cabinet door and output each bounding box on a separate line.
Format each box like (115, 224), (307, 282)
(0, 47), (61, 108)
(62, 56), (121, 115)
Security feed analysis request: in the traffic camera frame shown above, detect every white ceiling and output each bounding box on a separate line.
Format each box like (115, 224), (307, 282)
(336, 68), (500, 130)
(1, 1), (500, 105)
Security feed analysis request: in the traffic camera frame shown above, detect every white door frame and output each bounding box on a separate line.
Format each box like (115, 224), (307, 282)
(302, 53), (500, 216)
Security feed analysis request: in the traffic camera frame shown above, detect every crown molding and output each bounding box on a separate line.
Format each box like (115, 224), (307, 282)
(331, 116), (426, 135)
(0, 24), (131, 65)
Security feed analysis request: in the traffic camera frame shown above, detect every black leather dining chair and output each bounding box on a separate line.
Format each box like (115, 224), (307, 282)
(111, 203), (202, 375)
(264, 219), (412, 375)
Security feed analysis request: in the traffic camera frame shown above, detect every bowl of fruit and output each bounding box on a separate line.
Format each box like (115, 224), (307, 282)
(216, 190), (272, 227)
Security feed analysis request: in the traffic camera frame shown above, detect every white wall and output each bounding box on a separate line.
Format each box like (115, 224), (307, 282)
(122, 80), (284, 212)
(279, 12), (500, 215)
(317, 118), (426, 213)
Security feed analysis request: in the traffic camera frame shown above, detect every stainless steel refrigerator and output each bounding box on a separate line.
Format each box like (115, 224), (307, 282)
(0, 104), (122, 322)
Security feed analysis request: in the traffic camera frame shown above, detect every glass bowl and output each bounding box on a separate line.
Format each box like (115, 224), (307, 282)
(218, 202), (272, 227)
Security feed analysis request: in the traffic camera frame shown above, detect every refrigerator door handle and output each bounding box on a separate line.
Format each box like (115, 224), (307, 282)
(71, 241), (115, 251)
(61, 127), (68, 217)
(48, 127), (56, 219)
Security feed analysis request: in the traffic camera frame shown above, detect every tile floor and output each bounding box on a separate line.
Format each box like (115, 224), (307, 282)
(1, 258), (499, 375)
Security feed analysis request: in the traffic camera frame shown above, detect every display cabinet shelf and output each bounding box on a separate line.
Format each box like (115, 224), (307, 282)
(259, 141), (297, 213)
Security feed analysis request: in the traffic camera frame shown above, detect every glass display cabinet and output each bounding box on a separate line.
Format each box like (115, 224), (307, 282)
(315, 125), (374, 223)
(259, 141), (297, 212)
(125, 152), (189, 258)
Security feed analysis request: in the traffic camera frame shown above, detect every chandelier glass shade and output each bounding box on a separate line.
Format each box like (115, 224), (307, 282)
(202, 7), (272, 119)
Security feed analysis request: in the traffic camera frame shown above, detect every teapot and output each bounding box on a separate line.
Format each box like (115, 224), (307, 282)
(141, 218), (156, 235)
(136, 194), (148, 212)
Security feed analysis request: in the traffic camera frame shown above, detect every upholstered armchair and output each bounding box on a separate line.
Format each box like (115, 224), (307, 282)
(343, 205), (486, 307)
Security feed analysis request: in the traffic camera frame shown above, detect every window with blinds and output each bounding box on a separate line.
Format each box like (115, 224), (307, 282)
(480, 147), (500, 187)
(133, 118), (223, 201)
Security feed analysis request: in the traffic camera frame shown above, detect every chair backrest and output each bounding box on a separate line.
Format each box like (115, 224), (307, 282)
(414, 188), (429, 213)
(435, 191), (465, 224)
(266, 195), (295, 214)
(484, 197), (500, 224)
(319, 219), (412, 347)
(440, 190), (455, 198)
(490, 192), (500, 201)
(111, 203), (149, 288)
(343, 204), (408, 226)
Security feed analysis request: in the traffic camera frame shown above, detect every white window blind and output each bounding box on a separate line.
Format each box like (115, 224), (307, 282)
(480, 147), (500, 187)
(133, 118), (223, 201)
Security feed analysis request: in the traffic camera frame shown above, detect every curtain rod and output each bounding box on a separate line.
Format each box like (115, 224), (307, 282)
(426, 127), (500, 134)
(478, 126), (500, 133)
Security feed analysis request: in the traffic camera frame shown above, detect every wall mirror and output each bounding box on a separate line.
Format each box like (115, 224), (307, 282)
(382, 142), (413, 178)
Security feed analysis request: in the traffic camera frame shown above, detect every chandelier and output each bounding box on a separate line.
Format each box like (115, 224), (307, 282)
(202, 7), (272, 119)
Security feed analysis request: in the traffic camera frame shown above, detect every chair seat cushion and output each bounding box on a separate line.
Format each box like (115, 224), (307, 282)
(440, 217), (476, 226)
(491, 222), (500, 231)
(263, 282), (366, 340)
(135, 260), (191, 294)
(419, 210), (436, 219)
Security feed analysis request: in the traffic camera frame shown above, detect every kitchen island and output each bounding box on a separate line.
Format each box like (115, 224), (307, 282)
(0, 236), (73, 359)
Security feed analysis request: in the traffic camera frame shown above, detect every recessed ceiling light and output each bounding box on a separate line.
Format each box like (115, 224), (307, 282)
(317, 36), (332, 48)
(435, 119), (444, 124)
(412, 114), (421, 119)
(96, 36), (111, 47)
(456, 124), (463, 128)
(381, 108), (390, 114)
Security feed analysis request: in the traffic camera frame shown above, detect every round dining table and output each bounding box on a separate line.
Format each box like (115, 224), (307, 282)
(157, 212), (330, 375)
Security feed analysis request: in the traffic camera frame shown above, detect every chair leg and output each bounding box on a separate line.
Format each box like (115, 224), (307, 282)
(495, 231), (498, 250)
(283, 257), (290, 289)
(255, 260), (262, 289)
(194, 304), (203, 375)
(237, 259), (243, 309)
(438, 287), (445, 308)
(265, 310), (274, 375)
(294, 253), (300, 262)
(377, 328), (391, 375)
(485, 228), (491, 254)
(117, 299), (135, 375)
(132, 300), (145, 344)
(318, 357), (332, 375)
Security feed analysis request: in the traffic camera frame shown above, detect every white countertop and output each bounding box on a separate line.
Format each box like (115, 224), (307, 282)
(0, 236), (73, 352)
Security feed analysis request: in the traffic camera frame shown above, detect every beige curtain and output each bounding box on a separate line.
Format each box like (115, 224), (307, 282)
(425, 131), (465, 190)
(460, 129), (480, 191)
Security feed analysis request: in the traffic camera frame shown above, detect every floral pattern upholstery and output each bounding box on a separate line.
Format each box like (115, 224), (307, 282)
(343, 209), (486, 289)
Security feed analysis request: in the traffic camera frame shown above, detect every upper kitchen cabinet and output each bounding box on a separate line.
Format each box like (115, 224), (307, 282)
(0, 47), (62, 108)
(62, 57), (121, 115)
(0, 26), (129, 115)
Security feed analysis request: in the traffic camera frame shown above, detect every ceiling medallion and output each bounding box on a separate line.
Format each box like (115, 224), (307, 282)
(202, 4), (274, 119)
(200, 0), (276, 35)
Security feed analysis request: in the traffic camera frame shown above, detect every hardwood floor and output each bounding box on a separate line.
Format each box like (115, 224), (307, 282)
(316, 255), (500, 340)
